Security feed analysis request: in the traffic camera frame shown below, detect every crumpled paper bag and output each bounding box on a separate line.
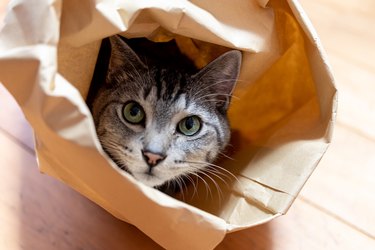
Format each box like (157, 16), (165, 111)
(0, 0), (337, 249)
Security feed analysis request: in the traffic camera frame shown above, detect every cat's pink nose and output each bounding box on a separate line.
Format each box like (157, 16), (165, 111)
(142, 150), (166, 167)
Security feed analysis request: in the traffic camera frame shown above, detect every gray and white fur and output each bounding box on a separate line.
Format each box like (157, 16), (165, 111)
(91, 35), (241, 188)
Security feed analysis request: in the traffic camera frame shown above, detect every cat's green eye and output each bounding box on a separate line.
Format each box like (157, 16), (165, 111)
(123, 102), (145, 124)
(178, 116), (201, 136)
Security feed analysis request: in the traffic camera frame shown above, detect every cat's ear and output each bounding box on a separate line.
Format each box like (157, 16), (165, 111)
(107, 35), (147, 82)
(192, 50), (242, 111)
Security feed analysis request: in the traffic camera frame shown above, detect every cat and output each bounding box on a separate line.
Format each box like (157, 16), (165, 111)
(89, 35), (241, 188)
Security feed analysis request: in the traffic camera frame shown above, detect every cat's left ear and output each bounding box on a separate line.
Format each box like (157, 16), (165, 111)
(192, 50), (242, 111)
(106, 35), (147, 82)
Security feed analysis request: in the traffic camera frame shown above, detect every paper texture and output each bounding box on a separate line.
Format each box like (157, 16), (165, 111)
(0, 0), (337, 249)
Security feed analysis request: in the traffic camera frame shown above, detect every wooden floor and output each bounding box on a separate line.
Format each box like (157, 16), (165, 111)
(1, 0), (375, 249)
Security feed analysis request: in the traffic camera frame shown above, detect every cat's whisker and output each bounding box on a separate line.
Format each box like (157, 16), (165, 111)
(192, 63), (218, 91)
(188, 163), (228, 179)
(191, 79), (236, 99)
(183, 173), (199, 199)
(181, 176), (190, 201)
(188, 164), (232, 192)
(196, 92), (237, 99)
(218, 151), (235, 161)
(196, 170), (223, 204)
(175, 176), (185, 201)
(199, 99), (236, 105)
(181, 176), (190, 196)
(204, 166), (232, 182)
(185, 160), (240, 184)
(189, 172), (213, 200)
(103, 150), (128, 170)
(199, 99), (230, 103)
(194, 93), (240, 102)
(164, 179), (171, 191)
(201, 168), (231, 188)
(193, 174), (200, 198)
(186, 166), (221, 194)
(192, 78), (248, 101)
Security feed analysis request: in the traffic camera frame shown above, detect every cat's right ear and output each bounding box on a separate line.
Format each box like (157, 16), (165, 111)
(106, 35), (147, 82)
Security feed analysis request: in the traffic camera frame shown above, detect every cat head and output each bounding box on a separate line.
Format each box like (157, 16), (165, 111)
(91, 35), (241, 187)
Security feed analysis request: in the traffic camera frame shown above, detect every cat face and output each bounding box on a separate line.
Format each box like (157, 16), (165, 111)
(91, 35), (241, 187)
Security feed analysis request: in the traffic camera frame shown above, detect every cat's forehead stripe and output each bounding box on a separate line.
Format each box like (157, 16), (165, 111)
(175, 94), (187, 110)
(143, 84), (152, 100)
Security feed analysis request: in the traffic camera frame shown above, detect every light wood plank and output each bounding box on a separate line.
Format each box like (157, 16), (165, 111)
(328, 54), (375, 140)
(300, 124), (375, 237)
(217, 198), (375, 250)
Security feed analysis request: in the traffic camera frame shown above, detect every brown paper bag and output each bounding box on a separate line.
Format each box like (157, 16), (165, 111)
(0, 0), (337, 249)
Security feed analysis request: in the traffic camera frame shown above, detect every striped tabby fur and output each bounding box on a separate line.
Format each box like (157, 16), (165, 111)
(90, 35), (241, 188)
